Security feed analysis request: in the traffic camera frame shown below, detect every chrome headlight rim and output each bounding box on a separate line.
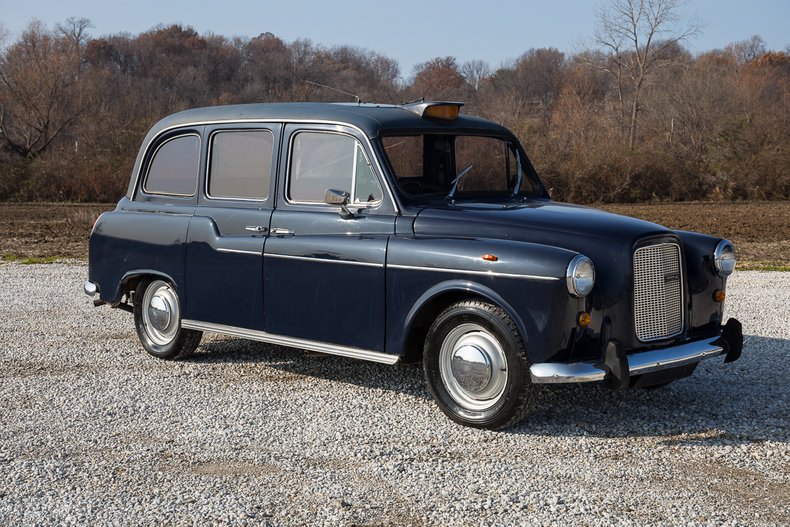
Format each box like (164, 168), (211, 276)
(566, 254), (596, 298)
(714, 239), (736, 277)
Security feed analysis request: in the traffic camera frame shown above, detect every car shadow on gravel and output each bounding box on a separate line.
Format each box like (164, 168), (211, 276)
(190, 335), (788, 441)
(190, 337), (432, 400)
(508, 335), (789, 442)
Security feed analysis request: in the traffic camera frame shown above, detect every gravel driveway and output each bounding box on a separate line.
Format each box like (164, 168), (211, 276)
(1, 264), (788, 526)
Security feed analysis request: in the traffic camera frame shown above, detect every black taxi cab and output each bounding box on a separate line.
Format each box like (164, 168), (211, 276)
(85, 101), (743, 429)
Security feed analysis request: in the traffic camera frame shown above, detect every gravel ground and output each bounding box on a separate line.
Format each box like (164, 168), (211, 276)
(0, 264), (788, 526)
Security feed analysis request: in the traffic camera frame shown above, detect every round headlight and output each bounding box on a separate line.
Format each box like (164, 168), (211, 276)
(566, 255), (595, 297)
(714, 240), (736, 277)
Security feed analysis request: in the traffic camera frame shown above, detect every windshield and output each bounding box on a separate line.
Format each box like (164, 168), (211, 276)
(381, 134), (542, 199)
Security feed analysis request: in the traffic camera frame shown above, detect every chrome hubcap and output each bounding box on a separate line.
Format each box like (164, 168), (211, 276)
(141, 281), (179, 346)
(147, 294), (171, 331)
(439, 323), (508, 412)
(450, 344), (492, 392)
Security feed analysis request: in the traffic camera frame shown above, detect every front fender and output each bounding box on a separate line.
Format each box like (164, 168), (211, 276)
(385, 236), (583, 363)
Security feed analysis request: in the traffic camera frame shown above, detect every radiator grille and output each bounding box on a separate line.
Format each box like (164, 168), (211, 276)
(633, 243), (684, 342)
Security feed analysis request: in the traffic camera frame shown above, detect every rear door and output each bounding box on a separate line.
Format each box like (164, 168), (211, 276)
(263, 124), (396, 351)
(185, 124), (281, 331)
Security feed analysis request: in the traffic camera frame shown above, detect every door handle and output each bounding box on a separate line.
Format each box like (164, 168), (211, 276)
(270, 227), (294, 235)
(245, 225), (268, 233)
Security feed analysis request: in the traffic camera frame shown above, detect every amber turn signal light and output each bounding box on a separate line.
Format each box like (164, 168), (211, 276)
(481, 254), (498, 262)
(578, 312), (591, 328)
(714, 290), (726, 303)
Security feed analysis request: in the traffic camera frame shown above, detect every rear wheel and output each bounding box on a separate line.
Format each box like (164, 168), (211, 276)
(423, 300), (537, 429)
(133, 279), (202, 360)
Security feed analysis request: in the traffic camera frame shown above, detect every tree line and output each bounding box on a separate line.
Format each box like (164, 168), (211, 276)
(0, 9), (788, 203)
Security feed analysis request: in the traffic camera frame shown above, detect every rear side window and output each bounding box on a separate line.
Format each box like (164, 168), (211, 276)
(208, 130), (274, 200)
(144, 134), (200, 196)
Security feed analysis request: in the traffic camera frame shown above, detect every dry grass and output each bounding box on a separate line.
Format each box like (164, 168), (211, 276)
(1, 201), (787, 268)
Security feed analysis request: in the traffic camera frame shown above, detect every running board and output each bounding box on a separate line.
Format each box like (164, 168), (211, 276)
(181, 319), (400, 365)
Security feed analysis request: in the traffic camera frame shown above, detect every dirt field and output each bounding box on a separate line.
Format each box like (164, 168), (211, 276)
(0, 201), (787, 268)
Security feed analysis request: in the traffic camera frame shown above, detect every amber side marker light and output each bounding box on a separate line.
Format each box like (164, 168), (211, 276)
(481, 254), (499, 262)
(714, 290), (726, 303)
(578, 312), (591, 328)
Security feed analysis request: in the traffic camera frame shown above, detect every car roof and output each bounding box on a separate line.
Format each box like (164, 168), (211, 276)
(148, 102), (512, 139)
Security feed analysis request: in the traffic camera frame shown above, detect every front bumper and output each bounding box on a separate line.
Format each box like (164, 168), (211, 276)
(530, 318), (743, 385)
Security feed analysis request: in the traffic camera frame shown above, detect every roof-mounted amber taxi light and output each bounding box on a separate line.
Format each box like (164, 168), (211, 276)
(403, 101), (464, 120)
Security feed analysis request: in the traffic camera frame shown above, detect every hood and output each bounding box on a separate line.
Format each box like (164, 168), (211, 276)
(414, 200), (671, 250)
(413, 199), (676, 306)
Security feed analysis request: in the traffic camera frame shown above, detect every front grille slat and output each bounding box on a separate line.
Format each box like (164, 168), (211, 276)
(633, 243), (684, 342)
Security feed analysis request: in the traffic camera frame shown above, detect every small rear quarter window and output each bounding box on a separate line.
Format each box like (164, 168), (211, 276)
(143, 134), (200, 196)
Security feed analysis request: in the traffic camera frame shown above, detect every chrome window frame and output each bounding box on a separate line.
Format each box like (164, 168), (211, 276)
(141, 133), (201, 197)
(131, 119), (399, 214)
(285, 129), (383, 208)
(204, 128), (276, 202)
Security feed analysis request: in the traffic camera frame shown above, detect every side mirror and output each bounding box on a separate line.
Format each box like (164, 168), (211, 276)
(324, 189), (354, 219)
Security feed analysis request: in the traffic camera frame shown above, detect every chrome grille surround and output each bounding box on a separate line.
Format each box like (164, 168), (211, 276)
(633, 243), (684, 342)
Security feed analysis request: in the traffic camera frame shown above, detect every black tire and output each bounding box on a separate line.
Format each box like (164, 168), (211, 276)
(133, 278), (202, 360)
(423, 299), (538, 429)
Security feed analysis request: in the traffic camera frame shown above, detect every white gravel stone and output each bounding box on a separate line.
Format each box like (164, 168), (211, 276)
(0, 264), (788, 526)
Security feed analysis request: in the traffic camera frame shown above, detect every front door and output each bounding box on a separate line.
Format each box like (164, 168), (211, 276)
(264, 124), (396, 351)
(185, 124), (281, 331)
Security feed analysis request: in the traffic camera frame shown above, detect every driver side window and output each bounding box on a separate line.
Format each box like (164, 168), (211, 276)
(288, 131), (382, 205)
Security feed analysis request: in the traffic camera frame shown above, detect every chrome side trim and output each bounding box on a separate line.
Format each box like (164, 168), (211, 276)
(180, 320), (399, 365)
(265, 253), (384, 268)
(216, 248), (261, 256)
(529, 337), (725, 384)
(388, 263), (559, 282)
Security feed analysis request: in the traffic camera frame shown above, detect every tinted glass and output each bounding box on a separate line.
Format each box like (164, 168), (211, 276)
(382, 134), (539, 197)
(209, 130), (274, 200)
(144, 135), (199, 196)
(289, 132), (355, 202)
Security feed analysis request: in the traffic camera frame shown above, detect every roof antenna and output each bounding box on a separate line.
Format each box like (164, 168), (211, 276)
(305, 80), (361, 104)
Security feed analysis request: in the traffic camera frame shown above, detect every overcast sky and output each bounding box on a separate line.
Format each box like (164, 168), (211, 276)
(1, 0), (788, 78)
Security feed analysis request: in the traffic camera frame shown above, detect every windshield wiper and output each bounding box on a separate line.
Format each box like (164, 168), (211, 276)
(446, 164), (473, 203)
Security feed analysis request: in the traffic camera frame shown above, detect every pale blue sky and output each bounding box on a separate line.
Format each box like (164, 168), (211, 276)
(1, 0), (788, 78)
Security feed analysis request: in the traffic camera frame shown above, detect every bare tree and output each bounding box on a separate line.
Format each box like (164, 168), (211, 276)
(461, 59), (491, 91)
(593, 0), (700, 149)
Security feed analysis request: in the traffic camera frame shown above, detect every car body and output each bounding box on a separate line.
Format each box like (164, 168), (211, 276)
(85, 101), (743, 429)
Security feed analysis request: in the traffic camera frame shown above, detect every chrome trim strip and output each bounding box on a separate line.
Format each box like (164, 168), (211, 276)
(216, 248), (261, 256)
(132, 119), (400, 214)
(265, 253), (383, 268)
(529, 337), (725, 384)
(387, 263), (559, 282)
(180, 320), (399, 364)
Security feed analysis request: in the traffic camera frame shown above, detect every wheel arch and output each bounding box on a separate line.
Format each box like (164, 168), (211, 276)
(400, 279), (528, 363)
(115, 269), (180, 305)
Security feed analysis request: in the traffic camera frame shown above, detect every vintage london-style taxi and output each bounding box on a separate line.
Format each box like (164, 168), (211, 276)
(85, 101), (743, 429)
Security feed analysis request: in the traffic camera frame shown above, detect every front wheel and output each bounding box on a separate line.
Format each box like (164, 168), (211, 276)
(133, 279), (202, 360)
(423, 300), (537, 429)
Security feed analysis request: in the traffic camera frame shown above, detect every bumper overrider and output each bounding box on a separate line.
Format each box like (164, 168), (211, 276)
(530, 318), (743, 388)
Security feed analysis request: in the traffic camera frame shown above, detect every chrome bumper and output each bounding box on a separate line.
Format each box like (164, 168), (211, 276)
(83, 280), (98, 297)
(530, 336), (726, 384)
